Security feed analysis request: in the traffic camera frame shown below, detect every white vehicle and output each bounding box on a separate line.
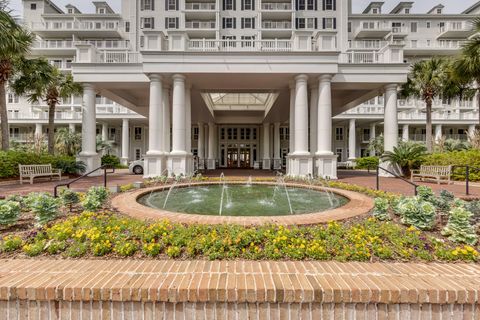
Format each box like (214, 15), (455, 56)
(129, 159), (144, 175)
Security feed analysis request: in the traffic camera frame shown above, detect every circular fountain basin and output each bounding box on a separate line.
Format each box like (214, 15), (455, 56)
(112, 182), (375, 226)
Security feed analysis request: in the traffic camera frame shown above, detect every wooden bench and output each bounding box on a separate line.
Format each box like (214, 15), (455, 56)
(19, 164), (62, 185)
(411, 165), (452, 185)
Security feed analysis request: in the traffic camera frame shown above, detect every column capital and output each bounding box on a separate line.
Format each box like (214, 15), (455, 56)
(294, 74), (309, 82)
(172, 74), (186, 82)
(318, 74), (333, 83)
(384, 84), (398, 92)
(288, 80), (295, 89)
(82, 83), (95, 91)
(148, 74), (162, 82)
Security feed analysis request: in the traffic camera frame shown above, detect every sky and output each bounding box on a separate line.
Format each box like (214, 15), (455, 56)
(6, 0), (479, 15)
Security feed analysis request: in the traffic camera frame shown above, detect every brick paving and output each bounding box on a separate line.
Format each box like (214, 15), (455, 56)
(0, 259), (479, 319)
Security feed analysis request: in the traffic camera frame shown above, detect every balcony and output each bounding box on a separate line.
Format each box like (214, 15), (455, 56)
(261, 2), (292, 10)
(187, 39), (293, 52)
(354, 22), (391, 39)
(438, 22), (475, 38)
(93, 50), (141, 63)
(348, 40), (388, 50)
(184, 2), (216, 10)
(30, 20), (122, 37)
(399, 111), (479, 121)
(185, 20), (216, 29)
(262, 21), (291, 29)
(391, 26), (409, 37)
(75, 40), (130, 49)
(339, 51), (383, 64)
(404, 40), (467, 55)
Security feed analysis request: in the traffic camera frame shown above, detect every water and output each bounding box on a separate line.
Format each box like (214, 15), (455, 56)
(139, 184), (348, 217)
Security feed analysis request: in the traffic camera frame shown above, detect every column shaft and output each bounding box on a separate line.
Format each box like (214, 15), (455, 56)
(69, 123), (75, 133)
(289, 84), (295, 153)
(348, 119), (356, 160)
(402, 124), (409, 141)
(121, 119), (129, 161)
(316, 75), (333, 155)
(263, 123), (270, 159)
(101, 123), (108, 142)
(208, 123), (215, 159)
(198, 122), (205, 159)
(274, 122), (281, 159)
(147, 75), (164, 154)
(435, 124), (443, 142)
(171, 75), (186, 154)
(293, 75), (309, 155)
(309, 87), (318, 154)
(35, 123), (43, 137)
(370, 123), (377, 156)
(162, 86), (171, 153)
(384, 84), (398, 153)
(80, 84), (97, 156)
(185, 85), (192, 154)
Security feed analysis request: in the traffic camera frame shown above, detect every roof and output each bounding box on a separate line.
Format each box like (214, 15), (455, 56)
(389, 2), (414, 14)
(44, 0), (64, 14)
(92, 1), (116, 14)
(426, 4), (445, 14)
(362, 1), (384, 14)
(65, 4), (81, 13)
(462, 1), (480, 14)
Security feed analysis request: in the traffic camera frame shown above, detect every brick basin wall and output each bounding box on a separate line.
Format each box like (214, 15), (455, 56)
(0, 259), (479, 319)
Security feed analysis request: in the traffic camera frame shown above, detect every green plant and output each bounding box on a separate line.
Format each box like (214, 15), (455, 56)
(423, 150), (480, 181)
(101, 154), (121, 168)
(26, 193), (61, 225)
(55, 128), (81, 156)
(442, 207), (478, 245)
(437, 190), (455, 213)
(416, 186), (437, 205)
(120, 184), (134, 192)
(355, 157), (379, 170)
(372, 198), (390, 221)
(367, 134), (384, 156)
(395, 197), (437, 230)
(0, 199), (20, 225)
(381, 142), (427, 177)
(64, 242), (88, 258)
(22, 240), (45, 256)
(82, 186), (109, 211)
(59, 189), (80, 212)
(52, 158), (86, 175)
(114, 240), (138, 257)
(0, 235), (23, 252)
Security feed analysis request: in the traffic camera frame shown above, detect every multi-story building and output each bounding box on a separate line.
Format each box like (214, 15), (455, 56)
(7, 0), (480, 178)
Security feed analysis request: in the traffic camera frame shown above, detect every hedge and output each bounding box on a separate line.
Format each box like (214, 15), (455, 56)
(0, 151), (79, 178)
(423, 150), (480, 182)
(355, 157), (379, 169)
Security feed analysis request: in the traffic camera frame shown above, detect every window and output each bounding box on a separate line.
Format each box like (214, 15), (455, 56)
(242, 0), (253, 10)
(134, 127), (142, 140)
(125, 21), (130, 32)
(335, 127), (343, 141)
(306, 0), (314, 10)
(426, 40), (431, 47)
(372, 8), (378, 14)
(50, 60), (63, 69)
(362, 128), (370, 142)
(347, 22), (351, 32)
(324, 0), (335, 10)
(410, 40), (417, 48)
(193, 127), (199, 140)
(30, 3), (37, 10)
(108, 128), (116, 140)
(7, 93), (19, 104)
(166, 0), (178, 10)
(135, 149), (141, 160)
(297, 0), (305, 10)
(68, 8), (74, 14)
(241, 36), (255, 47)
(335, 148), (343, 162)
(222, 17), (236, 29)
(436, 8), (442, 14)
(165, 17), (179, 29)
(405, 8), (410, 14)
(65, 60), (72, 69)
(439, 22), (445, 31)
(241, 17), (255, 29)
(141, 17), (155, 29)
(410, 22), (417, 32)
(223, 0), (234, 10)
(322, 17), (336, 29)
(295, 18), (316, 29)
(280, 128), (289, 140)
(99, 8), (106, 14)
(426, 21), (431, 28)
(141, 0), (155, 10)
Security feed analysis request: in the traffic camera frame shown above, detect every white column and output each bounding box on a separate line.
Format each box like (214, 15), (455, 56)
(469, 124), (476, 137)
(162, 85), (171, 153)
(273, 122), (281, 169)
(185, 84), (192, 154)
(435, 124), (443, 142)
(288, 82), (295, 154)
(370, 123), (377, 157)
(101, 123), (108, 142)
(207, 122), (215, 169)
(293, 75), (309, 155)
(309, 87), (318, 154)
(78, 84), (101, 173)
(198, 122), (205, 160)
(171, 74), (186, 155)
(121, 119), (129, 165)
(35, 123), (43, 138)
(402, 124), (409, 141)
(69, 123), (75, 133)
(144, 75), (167, 178)
(348, 119), (356, 161)
(204, 124), (209, 160)
(316, 75), (333, 155)
(263, 122), (271, 170)
(381, 84), (399, 176)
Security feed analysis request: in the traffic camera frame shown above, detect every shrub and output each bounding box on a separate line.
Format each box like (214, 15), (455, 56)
(423, 150), (480, 181)
(0, 200), (21, 226)
(465, 200), (480, 225)
(53, 158), (86, 175)
(22, 241), (45, 256)
(26, 193), (61, 225)
(0, 235), (23, 252)
(442, 207), (478, 245)
(101, 154), (121, 168)
(437, 190), (455, 213)
(381, 142), (427, 177)
(416, 186), (437, 205)
(355, 157), (379, 170)
(59, 189), (80, 212)
(395, 197), (436, 230)
(372, 198), (390, 220)
(82, 186), (109, 211)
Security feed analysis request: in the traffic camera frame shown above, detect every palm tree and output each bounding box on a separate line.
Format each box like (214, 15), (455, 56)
(0, 6), (33, 150)
(381, 142), (427, 177)
(55, 127), (81, 156)
(401, 58), (449, 153)
(11, 58), (83, 154)
(454, 17), (480, 126)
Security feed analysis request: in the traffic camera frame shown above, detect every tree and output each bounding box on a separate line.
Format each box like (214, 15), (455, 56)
(55, 127), (81, 156)
(0, 5), (33, 150)
(454, 17), (480, 126)
(11, 58), (83, 154)
(381, 142), (427, 177)
(401, 58), (449, 153)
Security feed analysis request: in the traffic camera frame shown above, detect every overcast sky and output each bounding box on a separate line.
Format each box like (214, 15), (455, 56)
(6, 0), (479, 15)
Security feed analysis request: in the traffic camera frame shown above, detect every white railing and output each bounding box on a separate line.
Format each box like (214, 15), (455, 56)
(398, 98), (475, 109)
(95, 51), (141, 63)
(261, 2), (291, 10)
(31, 20), (121, 32)
(340, 51), (383, 64)
(75, 40), (130, 49)
(9, 133), (33, 141)
(405, 40), (467, 50)
(392, 26), (408, 34)
(8, 111), (82, 120)
(262, 21), (291, 29)
(96, 105), (139, 115)
(342, 105), (384, 115)
(187, 39), (292, 51)
(185, 21), (216, 29)
(440, 22), (472, 33)
(348, 40), (388, 50)
(32, 40), (74, 49)
(399, 111), (479, 121)
(185, 2), (215, 10)
(445, 134), (469, 141)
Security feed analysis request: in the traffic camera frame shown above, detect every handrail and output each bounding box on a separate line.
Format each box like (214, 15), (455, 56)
(54, 164), (115, 197)
(376, 166), (419, 196)
(452, 165), (480, 196)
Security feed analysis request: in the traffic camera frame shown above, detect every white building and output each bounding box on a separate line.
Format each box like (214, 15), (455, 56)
(7, 0), (480, 178)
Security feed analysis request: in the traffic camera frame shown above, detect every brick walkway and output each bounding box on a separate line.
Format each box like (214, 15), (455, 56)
(0, 259), (479, 319)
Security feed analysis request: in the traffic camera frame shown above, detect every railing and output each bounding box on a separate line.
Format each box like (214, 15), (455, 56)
(8, 111), (82, 120)
(185, 21), (216, 29)
(54, 165), (115, 197)
(404, 40), (467, 50)
(440, 22), (472, 33)
(262, 21), (291, 29)
(339, 51), (383, 64)
(75, 40), (130, 49)
(376, 166), (418, 196)
(399, 111), (479, 121)
(392, 26), (408, 34)
(32, 40), (74, 49)
(342, 105), (384, 114)
(187, 39), (292, 51)
(95, 50), (141, 63)
(185, 2), (215, 10)
(409, 134), (426, 142)
(31, 21), (121, 31)
(261, 2), (292, 10)
(348, 40), (388, 50)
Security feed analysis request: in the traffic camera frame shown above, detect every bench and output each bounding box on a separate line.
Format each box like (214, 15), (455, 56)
(411, 165), (452, 185)
(19, 164), (62, 185)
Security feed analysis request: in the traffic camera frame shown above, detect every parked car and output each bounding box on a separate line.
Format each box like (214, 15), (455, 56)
(129, 159), (144, 175)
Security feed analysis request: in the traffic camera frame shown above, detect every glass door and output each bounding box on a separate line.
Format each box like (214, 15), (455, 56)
(239, 148), (251, 168)
(227, 148), (238, 168)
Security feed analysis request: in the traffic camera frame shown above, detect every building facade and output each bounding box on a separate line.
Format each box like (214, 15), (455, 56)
(8, 0), (480, 177)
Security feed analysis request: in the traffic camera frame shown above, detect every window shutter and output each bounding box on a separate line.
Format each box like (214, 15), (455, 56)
(222, 18), (225, 28)
(333, 18), (336, 29)
(241, 18), (244, 28)
(314, 18), (317, 29)
(322, 0), (325, 10)
(222, 0), (225, 10)
(252, 0), (255, 10)
(152, 0), (155, 10)
(252, 17), (255, 28)
(151, 18), (155, 29)
(333, 0), (336, 10)
(322, 17), (326, 29)
(295, 0), (298, 10)
(314, 0), (317, 10)
(175, 0), (179, 10)
(241, 0), (244, 10)
(140, 17), (145, 28)
(233, 0), (236, 10)
(233, 18), (236, 28)
(295, 18), (298, 29)
(165, 0), (168, 10)
(176, 17), (179, 28)
(140, 0), (145, 10)
(164, 17), (168, 28)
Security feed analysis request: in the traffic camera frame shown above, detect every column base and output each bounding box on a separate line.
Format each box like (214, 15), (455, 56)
(272, 159), (282, 170)
(168, 154), (194, 177)
(143, 154), (167, 178)
(262, 159), (272, 170)
(315, 154), (338, 180)
(206, 159), (216, 170)
(347, 158), (357, 169)
(379, 161), (402, 177)
(286, 154), (313, 177)
(120, 157), (129, 166)
(77, 153), (102, 176)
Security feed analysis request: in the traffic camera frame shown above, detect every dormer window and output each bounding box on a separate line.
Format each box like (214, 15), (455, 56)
(372, 8), (378, 14)
(405, 8), (410, 14)
(68, 8), (74, 14)
(99, 8), (106, 14)
(30, 3), (37, 10)
(436, 8), (442, 14)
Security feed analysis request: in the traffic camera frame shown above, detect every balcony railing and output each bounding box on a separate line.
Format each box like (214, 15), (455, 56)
(185, 2), (215, 10)
(7, 105), (139, 120)
(187, 39), (292, 51)
(348, 40), (388, 50)
(261, 3), (292, 10)
(404, 40), (467, 50)
(32, 40), (74, 49)
(339, 51), (383, 64)
(30, 21), (121, 32)
(75, 40), (130, 49)
(185, 21), (216, 29)
(440, 22), (472, 33)
(262, 21), (291, 29)
(94, 50), (141, 63)
(392, 26), (408, 34)
(399, 111), (479, 121)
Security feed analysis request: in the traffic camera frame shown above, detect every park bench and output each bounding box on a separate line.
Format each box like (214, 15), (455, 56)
(411, 165), (452, 185)
(18, 164), (62, 185)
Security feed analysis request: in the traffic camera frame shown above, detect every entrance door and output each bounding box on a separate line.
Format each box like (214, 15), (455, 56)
(239, 148), (251, 168)
(227, 148), (238, 168)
